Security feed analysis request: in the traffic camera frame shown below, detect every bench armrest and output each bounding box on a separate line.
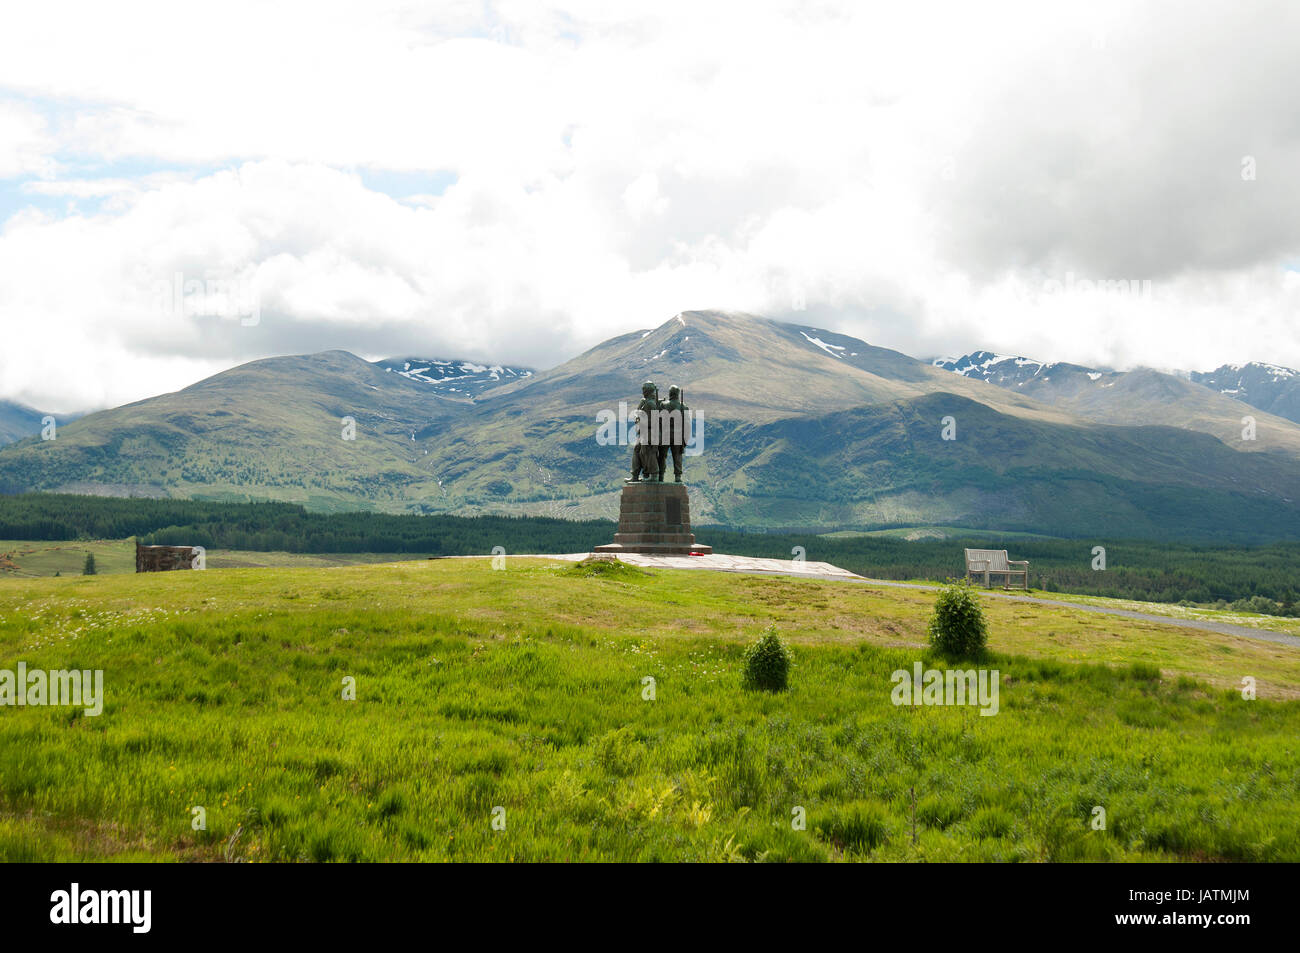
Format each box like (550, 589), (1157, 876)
(1007, 560), (1029, 568)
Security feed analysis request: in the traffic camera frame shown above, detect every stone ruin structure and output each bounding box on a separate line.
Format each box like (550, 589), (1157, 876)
(135, 542), (202, 572)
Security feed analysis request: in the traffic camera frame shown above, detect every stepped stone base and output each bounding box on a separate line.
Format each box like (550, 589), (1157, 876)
(594, 480), (712, 556)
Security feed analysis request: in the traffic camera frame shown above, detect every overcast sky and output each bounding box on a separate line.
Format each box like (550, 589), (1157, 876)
(2, 0), (1298, 411)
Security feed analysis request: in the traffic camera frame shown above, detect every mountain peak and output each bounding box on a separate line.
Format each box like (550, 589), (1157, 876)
(1189, 361), (1300, 424)
(935, 351), (1054, 383)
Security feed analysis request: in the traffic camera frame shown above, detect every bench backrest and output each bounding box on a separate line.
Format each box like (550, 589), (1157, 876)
(965, 548), (1010, 572)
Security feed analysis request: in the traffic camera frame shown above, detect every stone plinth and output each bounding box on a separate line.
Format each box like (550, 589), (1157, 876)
(594, 481), (712, 556)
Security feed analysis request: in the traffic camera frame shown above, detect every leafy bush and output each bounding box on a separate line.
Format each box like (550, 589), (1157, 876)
(928, 580), (989, 658)
(742, 627), (791, 692)
(1229, 595), (1283, 616)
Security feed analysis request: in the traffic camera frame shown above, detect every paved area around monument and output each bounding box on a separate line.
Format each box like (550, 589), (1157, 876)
(547, 551), (861, 578)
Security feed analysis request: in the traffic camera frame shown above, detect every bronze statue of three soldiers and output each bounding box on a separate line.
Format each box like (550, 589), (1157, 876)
(629, 380), (689, 483)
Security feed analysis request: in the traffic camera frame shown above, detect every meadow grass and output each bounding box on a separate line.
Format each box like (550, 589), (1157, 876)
(10, 536), (1300, 640)
(0, 539), (426, 578)
(0, 539), (137, 577)
(0, 557), (1296, 861)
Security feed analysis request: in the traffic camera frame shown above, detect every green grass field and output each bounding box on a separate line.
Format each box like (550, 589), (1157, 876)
(10, 536), (1299, 642)
(1, 557), (1297, 862)
(0, 539), (138, 577)
(0, 539), (423, 578)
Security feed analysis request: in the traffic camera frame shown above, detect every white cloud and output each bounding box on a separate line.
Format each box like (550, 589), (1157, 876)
(0, 101), (56, 179)
(0, 0), (1298, 410)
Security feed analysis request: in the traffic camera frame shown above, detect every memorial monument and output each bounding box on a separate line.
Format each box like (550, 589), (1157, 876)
(595, 380), (711, 556)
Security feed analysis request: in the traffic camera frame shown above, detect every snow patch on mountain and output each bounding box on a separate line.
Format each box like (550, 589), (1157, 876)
(375, 357), (534, 395)
(934, 350), (1118, 388)
(800, 330), (845, 359)
(934, 351), (1047, 380)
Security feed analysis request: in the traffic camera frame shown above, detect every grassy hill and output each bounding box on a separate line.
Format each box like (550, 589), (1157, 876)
(689, 393), (1300, 536)
(0, 539), (422, 577)
(0, 539), (137, 576)
(0, 351), (463, 511)
(0, 558), (1296, 861)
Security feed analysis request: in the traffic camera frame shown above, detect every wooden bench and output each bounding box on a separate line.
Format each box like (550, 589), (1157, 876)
(964, 548), (1029, 590)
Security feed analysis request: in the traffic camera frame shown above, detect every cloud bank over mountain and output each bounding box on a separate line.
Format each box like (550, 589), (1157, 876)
(2, 0), (1299, 411)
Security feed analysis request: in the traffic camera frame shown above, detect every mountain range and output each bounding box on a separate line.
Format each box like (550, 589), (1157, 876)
(933, 352), (1300, 439)
(1189, 363), (1300, 425)
(2, 311), (1299, 540)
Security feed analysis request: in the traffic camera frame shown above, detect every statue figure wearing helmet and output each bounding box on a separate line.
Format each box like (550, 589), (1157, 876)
(656, 385), (688, 483)
(627, 380), (662, 482)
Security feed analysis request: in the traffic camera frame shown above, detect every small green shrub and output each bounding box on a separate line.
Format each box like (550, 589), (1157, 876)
(563, 558), (650, 580)
(742, 628), (791, 692)
(928, 580), (989, 658)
